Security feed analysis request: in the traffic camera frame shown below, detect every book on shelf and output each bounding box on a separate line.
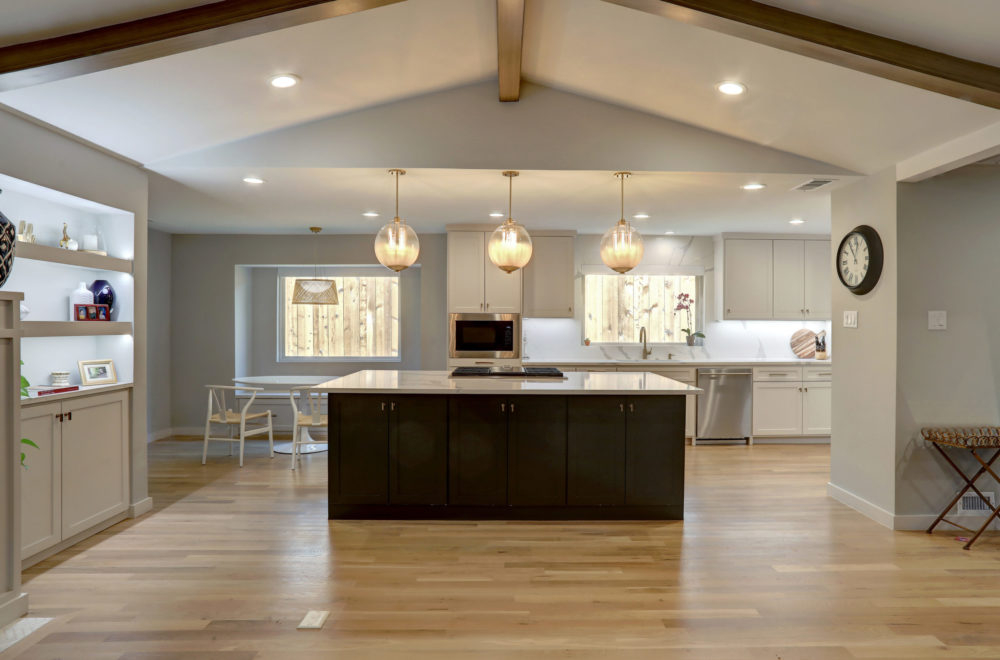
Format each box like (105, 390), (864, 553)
(26, 385), (80, 397)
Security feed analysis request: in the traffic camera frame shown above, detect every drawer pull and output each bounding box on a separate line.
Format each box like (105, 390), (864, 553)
(768, 373), (787, 377)
(619, 403), (624, 412)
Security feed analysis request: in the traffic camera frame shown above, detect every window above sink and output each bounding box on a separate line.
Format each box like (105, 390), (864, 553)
(583, 273), (701, 344)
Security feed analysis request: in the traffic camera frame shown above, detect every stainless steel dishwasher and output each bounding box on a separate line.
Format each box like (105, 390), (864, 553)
(696, 367), (752, 444)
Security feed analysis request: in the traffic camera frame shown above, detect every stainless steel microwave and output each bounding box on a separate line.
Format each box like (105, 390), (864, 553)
(449, 313), (521, 359)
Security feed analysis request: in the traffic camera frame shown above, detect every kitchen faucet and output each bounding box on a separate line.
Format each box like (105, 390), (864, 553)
(639, 326), (652, 360)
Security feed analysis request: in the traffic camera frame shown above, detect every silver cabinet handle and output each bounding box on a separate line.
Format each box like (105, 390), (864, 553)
(806, 309), (810, 314)
(804, 387), (809, 392)
(501, 402), (506, 412)
(381, 402), (386, 411)
(629, 403), (634, 413)
(391, 401), (396, 411)
(619, 403), (624, 412)
(510, 403), (515, 413)
(769, 373), (786, 377)
(486, 302), (490, 309)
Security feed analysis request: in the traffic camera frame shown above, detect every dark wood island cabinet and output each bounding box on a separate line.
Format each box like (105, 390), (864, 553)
(319, 371), (698, 520)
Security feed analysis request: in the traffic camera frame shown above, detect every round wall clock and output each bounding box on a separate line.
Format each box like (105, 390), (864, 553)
(836, 224), (883, 295)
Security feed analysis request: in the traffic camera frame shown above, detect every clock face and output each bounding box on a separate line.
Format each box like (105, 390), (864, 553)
(838, 232), (870, 288)
(836, 225), (883, 295)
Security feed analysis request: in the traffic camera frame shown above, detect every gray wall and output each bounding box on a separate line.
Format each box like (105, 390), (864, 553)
(147, 228), (172, 438)
(896, 165), (1000, 521)
(828, 168), (898, 520)
(170, 233), (446, 429)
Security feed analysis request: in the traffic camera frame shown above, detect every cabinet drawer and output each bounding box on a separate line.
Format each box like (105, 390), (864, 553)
(752, 367), (803, 382)
(803, 365), (833, 382)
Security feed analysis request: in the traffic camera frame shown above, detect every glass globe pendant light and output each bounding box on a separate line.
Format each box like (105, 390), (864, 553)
(292, 227), (339, 305)
(600, 171), (644, 273)
(487, 170), (533, 273)
(374, 168), (420, 272)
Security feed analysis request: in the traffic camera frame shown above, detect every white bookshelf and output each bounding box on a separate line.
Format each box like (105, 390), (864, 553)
(1, 176), (135, 391)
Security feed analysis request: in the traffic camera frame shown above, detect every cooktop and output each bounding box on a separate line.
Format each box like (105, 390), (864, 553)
(450, 366), (564, 378)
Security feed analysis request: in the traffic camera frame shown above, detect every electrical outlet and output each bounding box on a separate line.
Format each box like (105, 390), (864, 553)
(928, 310), (947, 331)
(843, 310), (858, 328)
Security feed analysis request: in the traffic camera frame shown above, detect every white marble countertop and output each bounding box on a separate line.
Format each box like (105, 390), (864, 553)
(312, 370), (701, 396)
(523, 357), (832, 367)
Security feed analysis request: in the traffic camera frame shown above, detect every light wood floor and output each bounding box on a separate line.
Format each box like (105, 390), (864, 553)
(5, 439), (1000, 659)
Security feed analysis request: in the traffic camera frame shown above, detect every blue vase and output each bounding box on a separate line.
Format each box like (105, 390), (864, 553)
(90, 279), (117, 320)
(0, 200), (14, 289)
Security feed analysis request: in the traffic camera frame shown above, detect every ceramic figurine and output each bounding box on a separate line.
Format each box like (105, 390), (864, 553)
(60, 223), (71, 249)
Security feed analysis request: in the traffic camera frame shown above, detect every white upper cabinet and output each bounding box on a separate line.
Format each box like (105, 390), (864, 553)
(803, 240), (832, 320)
(720, 237), (831, 321)
(723, 239), (773, 320)
(523, 235), (575, 318)
(772, 240), (806, 319)
(447, 231), (521, 314)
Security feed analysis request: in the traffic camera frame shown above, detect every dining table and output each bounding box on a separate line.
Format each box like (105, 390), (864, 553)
(232, 375), (332, 454)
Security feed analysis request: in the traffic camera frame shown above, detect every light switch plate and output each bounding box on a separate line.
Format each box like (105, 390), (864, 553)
(843, 310), (858, 328)
(928, 310), (947, 330)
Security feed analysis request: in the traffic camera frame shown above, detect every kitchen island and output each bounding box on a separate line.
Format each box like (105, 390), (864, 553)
(312, 370), (700, 520)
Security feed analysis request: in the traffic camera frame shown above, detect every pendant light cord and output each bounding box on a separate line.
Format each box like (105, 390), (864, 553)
(620, 173), (624, 221)
(508, 175), (513, 221)
(395, 170), (400, 219)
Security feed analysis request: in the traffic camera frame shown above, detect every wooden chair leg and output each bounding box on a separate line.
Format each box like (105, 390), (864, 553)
(202, 419), (211, 465)
(239, 421), (246, 468)
(267, 412), (274, 458)
(290, 425), (298, 470)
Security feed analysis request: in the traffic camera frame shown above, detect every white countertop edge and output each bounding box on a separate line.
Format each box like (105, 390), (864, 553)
(311, 370), (700, 396)
(523, 359), (833, 367)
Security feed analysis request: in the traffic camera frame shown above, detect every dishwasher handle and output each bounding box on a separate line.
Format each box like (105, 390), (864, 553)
(697, 368), (752, 376)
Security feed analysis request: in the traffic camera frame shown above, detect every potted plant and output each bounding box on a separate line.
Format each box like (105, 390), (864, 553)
(20, 361), (38, 466)
(674, 293), (705, 346)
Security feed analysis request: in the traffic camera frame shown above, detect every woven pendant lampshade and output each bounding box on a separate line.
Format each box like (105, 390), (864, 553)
(487, 171), (533, 274)
(600, 172), (644, 274)
(292, 227), (339, 305)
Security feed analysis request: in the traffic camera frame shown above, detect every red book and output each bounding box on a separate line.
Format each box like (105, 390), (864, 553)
(27, 385), (80, 397)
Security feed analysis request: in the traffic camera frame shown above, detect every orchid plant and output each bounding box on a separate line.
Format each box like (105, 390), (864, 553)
(674, 293), (705, 341)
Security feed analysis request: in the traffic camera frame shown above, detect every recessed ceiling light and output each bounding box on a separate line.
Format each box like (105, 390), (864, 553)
(789, 218), (805, 225)
(664, 231), (675, 235)
(363, 211), (380, 218)
(717, 81), (746, 96)
(242, 176), (265, 185)
(741, 183), (766, 191)
(632, 213), (649, 219)
(489, 212), (504, 218)
(269, 74), (300, 89)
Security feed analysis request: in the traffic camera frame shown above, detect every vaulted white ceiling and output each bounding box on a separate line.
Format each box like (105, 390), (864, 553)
(0, 0), (998, 234)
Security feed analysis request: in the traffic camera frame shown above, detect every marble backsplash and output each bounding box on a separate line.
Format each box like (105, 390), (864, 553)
(522, 318), (833, 362)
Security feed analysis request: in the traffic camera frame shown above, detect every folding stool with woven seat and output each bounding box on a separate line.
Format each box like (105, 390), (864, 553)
(922, 426), (1000, 550)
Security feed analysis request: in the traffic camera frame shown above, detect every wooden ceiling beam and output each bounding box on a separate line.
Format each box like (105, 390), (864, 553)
(0, 0), (405, 91)
(496, 0), (525, 102)
(603, 0), (1000, 110)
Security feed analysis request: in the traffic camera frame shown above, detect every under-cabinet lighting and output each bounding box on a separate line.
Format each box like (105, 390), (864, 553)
(789, 218), (805, 225)
(243, 176), (265, 185)
(741, 183), (765, 190)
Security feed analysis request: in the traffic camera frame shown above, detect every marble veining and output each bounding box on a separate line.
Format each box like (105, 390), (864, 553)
(312, 370), (700, 395)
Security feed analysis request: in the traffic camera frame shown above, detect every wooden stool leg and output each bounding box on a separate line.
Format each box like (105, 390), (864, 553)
(963, 449), (1000, 549)
(927, 444), (999, 534)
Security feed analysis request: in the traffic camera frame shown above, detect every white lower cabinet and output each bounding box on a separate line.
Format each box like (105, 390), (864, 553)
(752, 367), (831, 437)
(752, 382), (803, 436)
(802, 382), (832, 435)
(20, 390), (130, 559)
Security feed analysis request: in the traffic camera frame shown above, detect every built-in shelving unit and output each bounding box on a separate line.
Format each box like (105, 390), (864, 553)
(15, 241), (132, 274)
(22, 321), (133, 337)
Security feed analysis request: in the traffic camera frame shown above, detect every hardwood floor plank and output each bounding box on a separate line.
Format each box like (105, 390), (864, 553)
(5, 440), (1000, 658)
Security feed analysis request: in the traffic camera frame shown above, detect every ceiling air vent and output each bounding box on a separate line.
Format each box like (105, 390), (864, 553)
(793, 179), (836, 191)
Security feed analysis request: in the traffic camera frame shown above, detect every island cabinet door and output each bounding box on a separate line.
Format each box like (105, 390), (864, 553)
(330, 395), (389, 505)
(449, 396), (508, 505)
(508, 396), (567, 506)
(625, 396), (685, 506)
(567, 397), (626, 506)
(389, 396), (448, 505)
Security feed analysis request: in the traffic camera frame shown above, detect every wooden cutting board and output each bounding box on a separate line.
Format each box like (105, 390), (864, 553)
(790, 329), (817, 359)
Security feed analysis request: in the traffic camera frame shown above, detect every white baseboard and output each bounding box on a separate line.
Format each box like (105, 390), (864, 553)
(147, 428), (173, 443)
(827, 482), (894, 529)
(129, 497), (153, 518)
(753, 437), (831, 445)
(0, 593), (28, 629)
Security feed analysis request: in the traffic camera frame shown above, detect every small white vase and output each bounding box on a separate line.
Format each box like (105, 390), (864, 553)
(69, 281), (93, 320)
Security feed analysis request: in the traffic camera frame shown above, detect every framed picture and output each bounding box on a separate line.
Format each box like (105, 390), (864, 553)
(73, 303), (111, 322)
(78, 359), (117, 386)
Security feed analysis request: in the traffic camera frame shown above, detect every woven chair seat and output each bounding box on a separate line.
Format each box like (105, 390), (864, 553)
(921, 427), (1000, 449)
(210, 410), (271, 425)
